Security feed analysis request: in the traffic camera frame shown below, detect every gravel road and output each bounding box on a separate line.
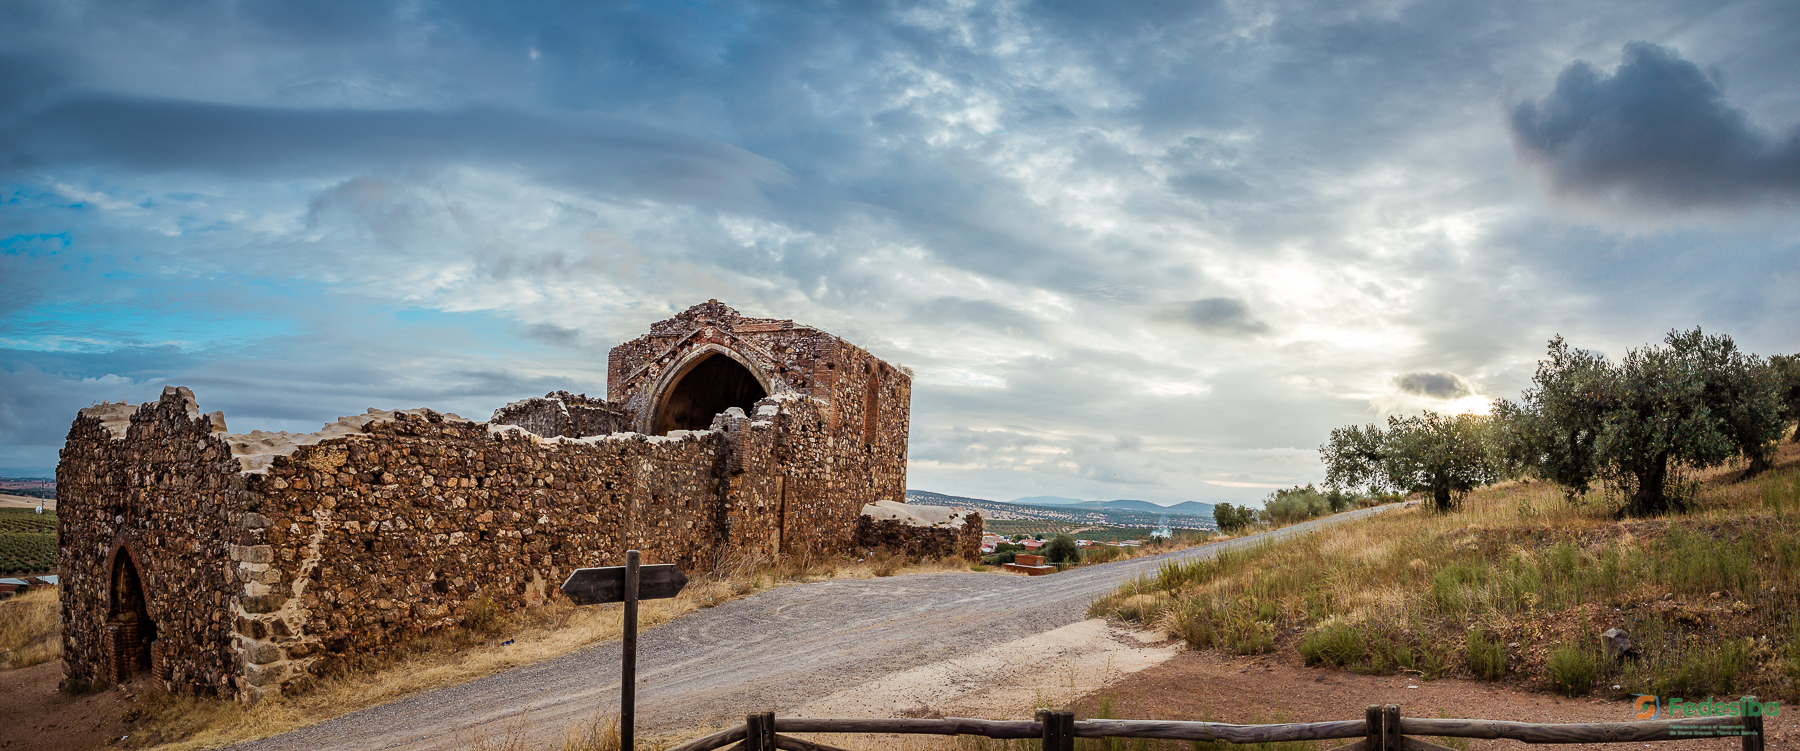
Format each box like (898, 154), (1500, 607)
(233, 504), (1405, 751)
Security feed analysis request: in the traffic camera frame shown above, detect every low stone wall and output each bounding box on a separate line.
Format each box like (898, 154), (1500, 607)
(490, 391), (631, 439)
(854, 505), (984, 562)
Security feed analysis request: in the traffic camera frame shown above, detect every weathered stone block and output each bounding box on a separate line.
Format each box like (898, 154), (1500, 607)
(246, 641), (284, 665)
(242, 594), (288, 614)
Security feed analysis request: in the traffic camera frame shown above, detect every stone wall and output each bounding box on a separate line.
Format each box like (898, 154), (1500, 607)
(490, 391), (631, 439)
(57, 301), (915, 702)
(853, 503), (984, 562)
(57, 388), (246, 696)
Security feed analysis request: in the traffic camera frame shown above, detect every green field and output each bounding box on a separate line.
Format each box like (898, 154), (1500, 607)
(0, 508), (56, 534)
(0, 509), (56, 574)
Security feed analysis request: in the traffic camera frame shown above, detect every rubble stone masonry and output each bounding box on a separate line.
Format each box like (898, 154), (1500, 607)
(58, 302), (941, 701)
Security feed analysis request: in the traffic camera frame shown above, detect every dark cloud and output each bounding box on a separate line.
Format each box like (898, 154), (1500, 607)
(0, 97), (789, 209)
(1157, 298), (1271, 336)
(520, 323), (581, 347)
(1509, 41), (1800, 211)
(1394, 371), (1473, 399)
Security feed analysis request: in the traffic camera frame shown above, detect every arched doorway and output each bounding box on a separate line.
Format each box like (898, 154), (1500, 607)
(653, 352), (769, 435)
(108, 547), (156, 680)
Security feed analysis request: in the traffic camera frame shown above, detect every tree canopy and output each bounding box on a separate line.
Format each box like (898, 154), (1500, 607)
(1321, 411), (1495, 512)
(1497, 329), (1784, 515)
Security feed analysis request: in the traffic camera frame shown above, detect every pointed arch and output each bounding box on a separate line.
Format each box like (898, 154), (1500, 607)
(648, 344), (771, 435)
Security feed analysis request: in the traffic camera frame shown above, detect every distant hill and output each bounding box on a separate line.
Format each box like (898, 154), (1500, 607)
(908, 490), (1216, 529)
(1009, 495), (1087, 506)
(1006, 495), (1216, 517)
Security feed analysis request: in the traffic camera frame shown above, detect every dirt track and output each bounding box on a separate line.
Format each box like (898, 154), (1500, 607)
(233, 505), (1405, 751)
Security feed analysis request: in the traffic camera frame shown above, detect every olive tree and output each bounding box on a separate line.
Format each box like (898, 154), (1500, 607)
(1320, 422), (1387, 496)
(1772, 353), (1800, 442)
(1491, 336), (1608, 498)
(1502, 329), (1782, 516)
(1212, 503), (1258, 533)
(1321, 412), (1496, 512)
(1667, 328), (1785, 476)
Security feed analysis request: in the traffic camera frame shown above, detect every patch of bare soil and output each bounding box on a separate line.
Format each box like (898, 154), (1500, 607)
(1071, 644), (1784, 750)
(0, 661), (134, 750)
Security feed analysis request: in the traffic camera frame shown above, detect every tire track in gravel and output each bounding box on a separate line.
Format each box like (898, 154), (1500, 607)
(233, 504), (1409, 751)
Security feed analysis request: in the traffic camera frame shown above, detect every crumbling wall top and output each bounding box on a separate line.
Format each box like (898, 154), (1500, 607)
(860, 500), (969, 529)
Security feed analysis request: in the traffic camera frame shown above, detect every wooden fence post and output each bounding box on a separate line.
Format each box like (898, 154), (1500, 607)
(1036, 710), (1073, 751)
(747, 712), (776, 751)
(1381, 704), (1401, 751)
(1365, 705), (1381, 750)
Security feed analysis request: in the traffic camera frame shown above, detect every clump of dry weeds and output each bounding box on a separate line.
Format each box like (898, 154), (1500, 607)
(0, 587), (60, 668)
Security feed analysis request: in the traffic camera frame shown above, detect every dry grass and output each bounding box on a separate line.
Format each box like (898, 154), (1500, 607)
(124, 550), (980, 750)
(0, 587), (60, 668)
(1090, 442), (1800, 703)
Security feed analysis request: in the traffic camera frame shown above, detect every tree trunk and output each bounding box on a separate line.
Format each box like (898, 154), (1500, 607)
(1744, 452), (1771, 479)
(1433, 485), (1453, 513)
(1627, 456), (1671, 516)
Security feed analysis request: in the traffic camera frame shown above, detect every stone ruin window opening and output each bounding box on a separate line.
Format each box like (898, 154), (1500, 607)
(108, 546), (156, 680)
(654, 352), (768, 435)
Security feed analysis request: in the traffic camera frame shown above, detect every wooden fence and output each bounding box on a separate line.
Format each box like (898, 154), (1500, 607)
(666, 703), (1766, 751)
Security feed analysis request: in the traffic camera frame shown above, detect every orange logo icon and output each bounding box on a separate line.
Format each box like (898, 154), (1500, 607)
(1633, 695), (1660, 720)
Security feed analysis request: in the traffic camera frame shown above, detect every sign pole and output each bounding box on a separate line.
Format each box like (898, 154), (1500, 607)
(622, 549), (639, 751)
(559, 553), (685, 751)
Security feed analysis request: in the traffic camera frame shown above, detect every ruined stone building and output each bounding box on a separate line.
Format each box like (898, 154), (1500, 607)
(56, 301), (975, 701)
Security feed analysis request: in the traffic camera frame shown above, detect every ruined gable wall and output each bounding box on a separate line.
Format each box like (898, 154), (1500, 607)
(812, 340), (911, 506)
(605, 304), (912, 509)
(58, 388), (247, 696)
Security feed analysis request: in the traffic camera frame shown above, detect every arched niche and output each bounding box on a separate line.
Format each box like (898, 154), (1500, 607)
(650, 346), (771, 435)
(106, 542), (157, 679)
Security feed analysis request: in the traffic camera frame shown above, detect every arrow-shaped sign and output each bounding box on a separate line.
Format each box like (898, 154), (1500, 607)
(560, 563), (689, 605)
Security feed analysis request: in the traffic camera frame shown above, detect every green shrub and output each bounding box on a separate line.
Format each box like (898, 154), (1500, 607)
(1547, 643), (1599, 696)
(1044, 534), (1080, 564)
(1465, 628), (1506, 679)
(1168, 597), (1220, 650)
(1299, 624), (1367, 667)
(1263, 485), (1332, 525)
(1429, 561), (1483, 615)
(1083, 544), (1125, 564)
(1655, 639), (1750, 697)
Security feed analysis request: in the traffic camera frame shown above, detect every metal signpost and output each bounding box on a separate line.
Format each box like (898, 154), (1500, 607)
(560, 550), (688, 751)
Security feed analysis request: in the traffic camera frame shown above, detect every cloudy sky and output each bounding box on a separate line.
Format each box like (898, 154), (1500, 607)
(3, 1), (1798, 505)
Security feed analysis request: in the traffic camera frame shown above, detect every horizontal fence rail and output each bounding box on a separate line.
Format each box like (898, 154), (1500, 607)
(669, 702), (1765, 751)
